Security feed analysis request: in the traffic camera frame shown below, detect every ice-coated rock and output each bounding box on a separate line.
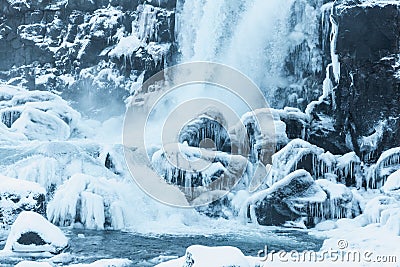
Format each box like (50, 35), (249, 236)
(246, 170), (327, 226)
(0, 85), (81, 141)
(0, 175), (46, 226)
(312, 179), (357, 221)
(367, 147), (400, 188)
(2, 211), (68, 254)
(151, 142), (252, 201)
(271, 139), (325, 182)
(230, 108), (277, 165)
(178, 110), (231, 153)
(47, 173), (128, 230)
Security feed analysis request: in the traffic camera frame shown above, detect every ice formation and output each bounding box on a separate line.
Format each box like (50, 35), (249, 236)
(311, 179), (356, 221)
(151, 142), (252, 199)
(2, 211), (68, 254)
(367, 147), (400, 188)
(230, 108), (278, 164)
(271, 139), (325, 183)
(178, 114), (230, 153)
(47, 173), (130, 230)
(335, 152), (362, 186)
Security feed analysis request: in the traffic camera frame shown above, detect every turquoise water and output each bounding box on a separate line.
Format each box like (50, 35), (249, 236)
(0, 228), (324, 266)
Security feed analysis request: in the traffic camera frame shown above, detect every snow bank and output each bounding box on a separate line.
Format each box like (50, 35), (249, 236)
(363, 196), (399, 224)
(15, 262), (52, 267)
(2, 211), (68, 254)
(12, 107), (70, 141)
(67, 258), (133, 267)
(156, 245), (250, 267)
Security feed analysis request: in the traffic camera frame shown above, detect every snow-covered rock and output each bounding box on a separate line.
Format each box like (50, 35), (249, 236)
(272, 107), (309, 140)
(179, 112), (231, 153)
(0, 175), (46, 226)
(155, 245), (250, 267)
(382, 169), (400, 193)
(246, 170), (327, 226)
(335, 151), (362, 186)
(0, 85), (81, 141)
(2, 211), (68, 255)
(230, 108), (280, 164)
(66, 258), (133, 267)
(14, 262), (53, 267)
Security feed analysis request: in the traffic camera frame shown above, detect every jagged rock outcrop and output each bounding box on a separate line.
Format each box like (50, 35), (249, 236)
(0, 0), (176, 118)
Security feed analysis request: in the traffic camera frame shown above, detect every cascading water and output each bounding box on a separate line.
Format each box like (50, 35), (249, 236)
(176, 0), (328, 107)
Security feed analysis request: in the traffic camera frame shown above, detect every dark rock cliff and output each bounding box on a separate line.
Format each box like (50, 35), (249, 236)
(0, 0), (176, 118)
(308, 0), (400, 162)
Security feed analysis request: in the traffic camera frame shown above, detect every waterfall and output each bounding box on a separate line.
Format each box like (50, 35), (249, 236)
(176, 0), (327, 107)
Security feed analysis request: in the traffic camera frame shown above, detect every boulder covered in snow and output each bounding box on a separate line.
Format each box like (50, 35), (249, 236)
(382, 169), (400, 193)
(0, 175), (46, 226)
(230, 108), (277, 165)
(246, 170), (327, 226)
(0, 85), (81, 142)
(272, 107), (309, 140)
(155, 245), (250, 267)
(2, 211), (68, 255)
